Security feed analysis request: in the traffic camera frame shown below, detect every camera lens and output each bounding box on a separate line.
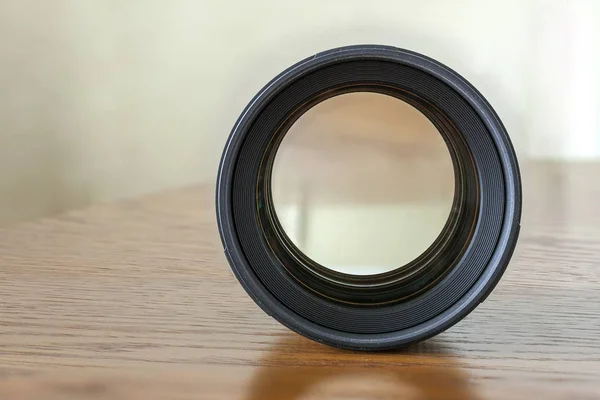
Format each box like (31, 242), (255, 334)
(216, 45), (521, 350)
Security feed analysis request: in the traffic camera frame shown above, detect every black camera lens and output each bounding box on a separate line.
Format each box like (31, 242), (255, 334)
(216, 45), (521, 351)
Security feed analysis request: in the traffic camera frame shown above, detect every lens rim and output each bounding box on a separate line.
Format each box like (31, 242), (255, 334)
(216, 45), (521, 350)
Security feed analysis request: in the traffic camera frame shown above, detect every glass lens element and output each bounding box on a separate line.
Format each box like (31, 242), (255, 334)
(271, 93), (454, 275)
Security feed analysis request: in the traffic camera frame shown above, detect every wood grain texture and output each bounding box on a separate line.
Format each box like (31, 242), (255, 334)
(1, 162), (599, 399)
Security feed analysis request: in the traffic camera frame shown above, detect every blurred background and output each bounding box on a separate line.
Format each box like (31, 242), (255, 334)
(1, 0), (599, 263)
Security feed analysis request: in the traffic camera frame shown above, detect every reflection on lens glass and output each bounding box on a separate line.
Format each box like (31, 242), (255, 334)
(271, 92), (454, 275)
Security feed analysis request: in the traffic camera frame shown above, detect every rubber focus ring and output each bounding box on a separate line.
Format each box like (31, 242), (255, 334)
(216, 45), (521, 351)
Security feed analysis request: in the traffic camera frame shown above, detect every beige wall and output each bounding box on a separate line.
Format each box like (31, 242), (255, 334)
(1, 0), (599, 225)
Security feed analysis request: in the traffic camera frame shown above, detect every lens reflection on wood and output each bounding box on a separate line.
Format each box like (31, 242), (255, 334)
(271, 92), (455, 275)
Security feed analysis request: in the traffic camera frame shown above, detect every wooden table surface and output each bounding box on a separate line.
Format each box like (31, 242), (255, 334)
(1, 162), (599, 399)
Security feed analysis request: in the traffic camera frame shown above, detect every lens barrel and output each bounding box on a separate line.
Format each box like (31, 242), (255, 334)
(216, 45), (521, 351)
